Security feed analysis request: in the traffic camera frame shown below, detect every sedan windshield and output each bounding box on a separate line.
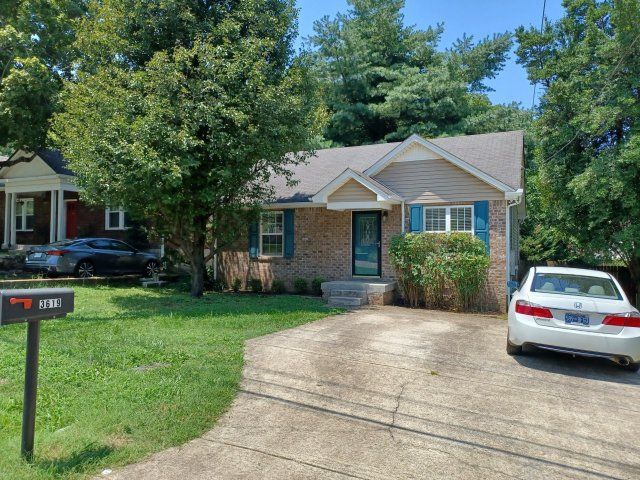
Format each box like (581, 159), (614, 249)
(531, 273), (622, 300)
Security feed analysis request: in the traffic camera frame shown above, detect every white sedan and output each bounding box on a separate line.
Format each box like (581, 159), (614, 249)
(507, 266), (640, 371)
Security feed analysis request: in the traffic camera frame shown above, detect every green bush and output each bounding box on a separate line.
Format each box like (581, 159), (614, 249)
(293, 277), (308, 294)
(231, 278), (242, 293)
(311, 277), (325, 296)
(248, 278), (263, 293)
(389, 232), (490, 311)
(271, 279), (286, 294)
(205, 266), (227, 292)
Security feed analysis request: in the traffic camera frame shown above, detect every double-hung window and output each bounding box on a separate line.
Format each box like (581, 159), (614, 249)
(260, 211), (284, 256)
(16, 198), (34, 232)
(105, 207), (130, 230)
(424, 205), (473, 233)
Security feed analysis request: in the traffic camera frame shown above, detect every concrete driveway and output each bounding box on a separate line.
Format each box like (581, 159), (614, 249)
(109, 307), (640, 479)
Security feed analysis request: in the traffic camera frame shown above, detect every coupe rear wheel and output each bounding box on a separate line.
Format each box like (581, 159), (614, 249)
(75, 260), (95, 278)
(506, 339), (523, 356)
(145, 260), (161, 278)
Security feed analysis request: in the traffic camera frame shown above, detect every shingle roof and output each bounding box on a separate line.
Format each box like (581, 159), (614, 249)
(36, 149), (75, 176)
(271, 131), (524, 203)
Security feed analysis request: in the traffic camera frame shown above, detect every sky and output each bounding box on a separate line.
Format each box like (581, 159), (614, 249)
(294, 0), (566, 107)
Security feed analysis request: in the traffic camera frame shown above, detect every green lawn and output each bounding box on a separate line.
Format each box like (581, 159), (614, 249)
(0, 286), (336, 479)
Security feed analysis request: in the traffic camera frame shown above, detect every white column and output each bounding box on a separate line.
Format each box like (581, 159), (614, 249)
(49, 190), (57, 243)
(3, 191), (10, 248)
(56, 189), (64, 241)
(9, 193), (16, 247)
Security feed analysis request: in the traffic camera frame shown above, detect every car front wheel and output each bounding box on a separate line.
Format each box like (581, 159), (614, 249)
(75, 260), (95, 278)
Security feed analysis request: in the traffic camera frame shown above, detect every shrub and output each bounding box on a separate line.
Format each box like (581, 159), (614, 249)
(248, 278), (263, 293)
(293, 277), (308, 294)
(231, 278), (241, 292)
(205, 266), (227, 292)
(311, 277), (325, 296)
(271, 279), (286, 294)
(389, 232), (490, 311)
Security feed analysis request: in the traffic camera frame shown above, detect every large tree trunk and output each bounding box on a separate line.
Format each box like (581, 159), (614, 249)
(628, 256), (640, 307)
(188, 230), (207, 298)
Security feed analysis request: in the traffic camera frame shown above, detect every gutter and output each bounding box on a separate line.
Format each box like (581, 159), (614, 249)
(505, 189), (524, 304)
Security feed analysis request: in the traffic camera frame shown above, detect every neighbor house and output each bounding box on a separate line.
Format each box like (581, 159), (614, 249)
(218, 131), (525, 312)
(0, 149), (133, 247)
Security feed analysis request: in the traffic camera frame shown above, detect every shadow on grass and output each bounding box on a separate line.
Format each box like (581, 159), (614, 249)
(105, 289), (333, 319)
(35, 443), (113, 476)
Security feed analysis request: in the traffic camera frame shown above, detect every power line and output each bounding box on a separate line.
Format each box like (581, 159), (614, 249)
(531, 0), (547, 109)
(545, 31), (640, 162)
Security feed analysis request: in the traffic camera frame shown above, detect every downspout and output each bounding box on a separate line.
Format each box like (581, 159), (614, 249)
(401, 201), (405, 233)
(505, 190), (524, 304)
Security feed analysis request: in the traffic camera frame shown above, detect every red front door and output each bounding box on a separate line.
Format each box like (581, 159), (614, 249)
(66, 202), (78, 239)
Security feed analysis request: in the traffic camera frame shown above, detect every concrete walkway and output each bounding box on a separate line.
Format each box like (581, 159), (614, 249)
(108, 307), (640, 479)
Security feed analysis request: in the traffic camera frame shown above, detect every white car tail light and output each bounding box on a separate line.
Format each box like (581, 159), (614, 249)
(602, 311), (640, 328)
(515, 299), (553, 318)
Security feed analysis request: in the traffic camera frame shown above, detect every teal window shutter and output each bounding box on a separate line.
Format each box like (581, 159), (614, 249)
(249, 220), (259, 258)
(283, 210), (294, 258)
(474, 201), (490, 254)
(409, 205), (423, 232)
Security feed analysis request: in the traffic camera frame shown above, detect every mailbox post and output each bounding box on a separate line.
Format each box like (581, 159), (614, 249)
(0, 288), (74, 460)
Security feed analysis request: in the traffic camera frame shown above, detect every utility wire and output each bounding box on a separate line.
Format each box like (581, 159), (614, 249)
(544, 31), (640, 162)
(531, 0), (547, 109)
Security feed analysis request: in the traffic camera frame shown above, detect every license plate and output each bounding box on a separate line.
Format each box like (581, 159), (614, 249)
(30, 253), (44, 259)
(565, 312), (590, 326)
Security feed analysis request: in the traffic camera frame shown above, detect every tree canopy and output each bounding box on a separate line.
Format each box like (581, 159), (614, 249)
(516, 0), (640, 290)
(307, 0), (531, 146)
(51, 0), (322, 296)
(0, 0), (87, 153)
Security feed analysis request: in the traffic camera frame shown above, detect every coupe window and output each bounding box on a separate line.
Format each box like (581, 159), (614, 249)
(531, 273), (622, 300)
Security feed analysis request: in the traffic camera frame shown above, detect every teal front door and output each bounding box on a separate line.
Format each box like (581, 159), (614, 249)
(352, 211), (381, 276)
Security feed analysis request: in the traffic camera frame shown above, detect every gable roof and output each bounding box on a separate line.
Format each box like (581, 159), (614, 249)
(270, 131), (524, 203)
(312, 168), (402, 203)
(1, 149), (75, 176)
(36, 149), (75, 176)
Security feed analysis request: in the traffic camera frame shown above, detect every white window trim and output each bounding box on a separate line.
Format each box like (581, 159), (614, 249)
(105, 207), (129, 231)
(424, 205), (474, 234)
(259, 210), (284, 257)
(15, 198), (34, 232)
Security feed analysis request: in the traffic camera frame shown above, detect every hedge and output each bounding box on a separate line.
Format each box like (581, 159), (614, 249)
(388, 232), (490, 311)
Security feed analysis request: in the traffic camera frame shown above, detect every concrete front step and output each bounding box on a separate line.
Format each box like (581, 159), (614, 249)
(328, 296), (363, 307)
(330, 289), (367, 299)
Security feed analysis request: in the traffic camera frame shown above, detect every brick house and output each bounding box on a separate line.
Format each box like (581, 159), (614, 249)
(218, 131), (526, 312)
(0, 149), (133, 248)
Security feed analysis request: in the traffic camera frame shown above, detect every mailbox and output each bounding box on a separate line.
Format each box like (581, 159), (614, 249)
(0, 288), (74, 325)
(0, 287), (74, 460)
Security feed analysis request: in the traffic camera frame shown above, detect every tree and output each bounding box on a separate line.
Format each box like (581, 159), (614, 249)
(516, 0), (640, 295)
(0, 0), (87, 156)
(51, 0), (322, 297)
(307, 0), (526, 146)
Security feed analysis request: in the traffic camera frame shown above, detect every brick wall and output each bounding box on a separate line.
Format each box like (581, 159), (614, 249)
(0, 191), (128, 245)
(485, 200), (507, 312)
(218, 201), (508, 312)
(218, 205), (403, 291)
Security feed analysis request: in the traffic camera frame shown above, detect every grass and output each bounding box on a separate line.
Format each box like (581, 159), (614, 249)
(0, 286), (336, 479)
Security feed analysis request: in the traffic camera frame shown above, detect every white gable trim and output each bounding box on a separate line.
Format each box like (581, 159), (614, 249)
(312, 168), (401, 204)
(364, 134), (516, 193)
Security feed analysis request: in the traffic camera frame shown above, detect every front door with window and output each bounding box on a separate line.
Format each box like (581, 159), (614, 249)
(352, 211), (381, 277)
